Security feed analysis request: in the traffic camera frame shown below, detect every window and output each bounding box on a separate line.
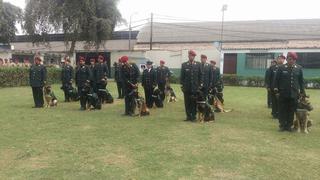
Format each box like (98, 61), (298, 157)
(297, 53), (320, 69)
(245, 53), (275, 69)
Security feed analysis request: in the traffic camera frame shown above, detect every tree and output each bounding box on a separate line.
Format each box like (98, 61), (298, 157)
(0, 0), (22, 44)
(23, 0), (122, 54)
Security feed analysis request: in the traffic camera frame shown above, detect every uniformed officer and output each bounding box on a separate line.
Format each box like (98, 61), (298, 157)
(265, 60), (277, 108)
(210, 60), (224, 104)
(274, 52), (305, 132)
(200, 55), (212, 98)
(142, 60), (157, 108)
(156, 60), (171, 101)
(93, 55), (109, 103)
(114, 58), (124, 99)
(75, 57), (92, 110)
(266, 55), (285, 118)
(120, 56), (140, 116)
(61, 57), (74, 102)
(180, 50), (203, 121)
(29, 56), (47, 108)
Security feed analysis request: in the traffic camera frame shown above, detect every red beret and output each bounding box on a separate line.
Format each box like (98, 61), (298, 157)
(160, 60), (165, 64)
(120, 56), (129, 63)
(201, 54), (207, 59)
(277, 55), (286, 59)
(210, 60), (216, 64)
(287, 52), (298, 60)
(188, 50), (196, 56)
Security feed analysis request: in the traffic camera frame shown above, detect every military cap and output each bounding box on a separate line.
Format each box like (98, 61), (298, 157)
(120, 56), (129, 63)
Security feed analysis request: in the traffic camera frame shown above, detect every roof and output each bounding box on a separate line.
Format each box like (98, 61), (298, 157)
(14, 31), (139, 42)
(137, 19), (320, 43)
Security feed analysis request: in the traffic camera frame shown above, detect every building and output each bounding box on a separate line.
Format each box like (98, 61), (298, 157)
(136, 19), (320, 78)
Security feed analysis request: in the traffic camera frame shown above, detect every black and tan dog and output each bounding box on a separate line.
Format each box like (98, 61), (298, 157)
(293, 95), (313, 133)
(165, 85), (177, 103)
(128, 88), (150, 116)
(82, 83), (101, 110)
(44, 85), (58, 107)
(196, 87), (215, 123)
(152, 88), (163, 108)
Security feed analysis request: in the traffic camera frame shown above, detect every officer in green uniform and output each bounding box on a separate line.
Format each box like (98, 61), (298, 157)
(266, 55), (285, 118)
(61, 57), (74, 102)
(210, 60), (224, 104)
(265, 60), (277, 108)
(156, 60), (171, 101)
(142, 60), (157, 108)
(274, 52), (305, 132)
(180, 50), (203, 121)
(114, 59), (124, 99)
(93, 55), (109, 103)
(75, 57), (92, 110)
(120, 56), (140, 116)
(29, 56), (47, 108)
(200, 54), (212, 98)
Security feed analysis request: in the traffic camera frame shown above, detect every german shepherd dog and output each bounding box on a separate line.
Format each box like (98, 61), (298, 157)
(62, 84), (79, 101)
(152, 88), (163, 108)
(208, 88), (232, 113)
(196, 87), (215, 123)
(128, 88), (150, 116)
(82, 82), (101, 110)
(293, 95), (313, 133)
(165, 85), (177, 102)
(44, 85), (58, 107)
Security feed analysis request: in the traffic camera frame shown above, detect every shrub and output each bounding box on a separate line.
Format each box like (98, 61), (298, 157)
(0, 67), (62, 87)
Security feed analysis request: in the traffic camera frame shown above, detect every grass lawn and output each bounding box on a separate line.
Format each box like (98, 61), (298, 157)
(0, 82), (319, 179)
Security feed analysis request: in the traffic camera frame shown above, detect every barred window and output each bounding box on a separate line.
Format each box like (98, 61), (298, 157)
(297, 53), (320, 69)
(245, 53), (275, 69)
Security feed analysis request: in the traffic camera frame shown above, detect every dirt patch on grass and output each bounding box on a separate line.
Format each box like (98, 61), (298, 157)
(0, 149), (17, 170)
(100, 148), (134, 168)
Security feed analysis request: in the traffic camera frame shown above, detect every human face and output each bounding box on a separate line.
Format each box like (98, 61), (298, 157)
(287, 57), (296, 66)
(79, 60), (85, 65)
(201, 58), (207, 63)
(277, 57), (285, 65)
(98, 56), (104, 63)
(188, 54), (195, 61)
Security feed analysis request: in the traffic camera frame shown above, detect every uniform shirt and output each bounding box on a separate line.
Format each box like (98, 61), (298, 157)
(200, 62), (212, 88)
(120, 63), (140, 87)
(29, 64), (47, 87)
(211, 66), (222, 90)
(93, 62), (109, 84)
(61, 64), (73, 84)
(265, 64), (279, 90)
(114, 63), (122, 82)
(180, 60), (203, 93)
(75, 65), (92, 87)
(142, 68), (157, 89)
(156, 66), (170, 83)
(274, 64), (305, 99)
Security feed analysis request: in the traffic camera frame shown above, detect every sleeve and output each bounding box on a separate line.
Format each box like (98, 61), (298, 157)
(273, 67), (280, 91)
(153, 69), (157, 86)
(75, 68), (78, 86)
(199, 64), (203, 86)
(299, 68), (305, 94)
(141, 70), (145, 87)
(87, 66), (93, 81)
(61, 68), (64, 82)
(180, 64), (184, 86)
(265, 68), (270, 88)
(70, 66), (74, 81)
(104, 64), (109, 78)
(43, 66), (47, 83)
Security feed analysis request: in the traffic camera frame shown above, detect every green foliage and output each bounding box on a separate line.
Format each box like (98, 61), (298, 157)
(223, 74), (320, 89)
(23, 0), (122, 53)
(0, 1), (22, 44)
(0, 67), (61, 87)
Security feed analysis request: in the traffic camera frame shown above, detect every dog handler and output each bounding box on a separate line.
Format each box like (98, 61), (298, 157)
(274, 52), (305, 132)
(180, 50), (203, 122)
(142, 60), (157, 108)
(156, 60), (171, 102)
(120, 56), (140, 116)
(29, 56), (47, 108)
(61, 57), (74, 102)
(75, 57), (92, 110)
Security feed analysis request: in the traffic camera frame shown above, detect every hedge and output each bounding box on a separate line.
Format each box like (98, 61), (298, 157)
(0, 67), (62, 87)
(1, 67), (319, 89)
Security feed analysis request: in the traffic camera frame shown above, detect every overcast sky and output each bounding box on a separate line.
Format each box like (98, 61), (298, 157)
(5, 0), (320, 31)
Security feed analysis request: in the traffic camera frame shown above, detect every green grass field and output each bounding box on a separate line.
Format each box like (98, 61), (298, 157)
(0, 83), (319, 179)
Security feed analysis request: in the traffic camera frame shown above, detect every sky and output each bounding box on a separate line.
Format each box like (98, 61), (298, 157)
(4, 0), (320, 32)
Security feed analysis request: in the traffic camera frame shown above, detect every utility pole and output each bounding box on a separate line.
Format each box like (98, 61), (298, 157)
(150, 13), (153, 50)
(220, 4), (227, 74)
(128, 12), (138, 51)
